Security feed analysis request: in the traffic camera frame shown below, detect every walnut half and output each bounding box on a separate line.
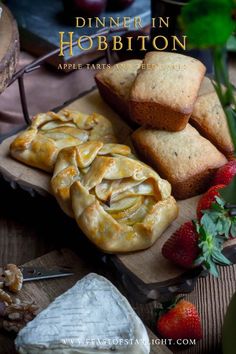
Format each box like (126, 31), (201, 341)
(0, 289), (12, 305)
(3, 264), (23, 293)
(0, 300), (38, 333)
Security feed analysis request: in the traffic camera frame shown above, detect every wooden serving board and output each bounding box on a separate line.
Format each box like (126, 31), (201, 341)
(0, 4), (19, 93)
(1, 89), (236, 303)
(0, 249), (172, 354)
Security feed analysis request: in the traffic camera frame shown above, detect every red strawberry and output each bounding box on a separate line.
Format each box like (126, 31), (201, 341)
(162, 221), (199, 268)
(162, 221), (231, 276)
(156, 299), (203, 342)
(197, 184), (226, 220)
(212, 161), (236, 186)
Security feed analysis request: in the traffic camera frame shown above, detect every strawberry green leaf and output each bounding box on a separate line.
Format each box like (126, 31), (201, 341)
(215, 196), (226, 208)
(220, 217), (231, 238)
(211, 203), (224, 212)
(200, 195), (236, 239)
(230, 219), (236, 237)
(203, 210), (223, 220)
(212, 251), (232, 266)
(200, 213), (218, 235)
(205, 259), (218, 277)
(154, 297), (184, 320)
(215, 217), (227, 236)
(195, 224), (231, 276)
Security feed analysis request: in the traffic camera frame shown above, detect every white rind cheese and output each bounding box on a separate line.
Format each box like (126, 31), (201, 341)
(15, 273), (150, 354)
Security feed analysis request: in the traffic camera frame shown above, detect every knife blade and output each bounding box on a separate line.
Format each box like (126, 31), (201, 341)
(20, 266), (74, 282)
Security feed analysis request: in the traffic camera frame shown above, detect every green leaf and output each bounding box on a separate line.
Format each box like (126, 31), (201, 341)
(212, 81), (225, 104)
(224, 107), (236, 152)
(203, 258), (219, 277)
(230, 219), (236, 237)
(220, 176), (236, 204)
(215, 196), (226, 208)
(220, 217), (231, 238)
(211, 203), (224, 213)
(200, 195), (236, 239)
(154, 296), (185, 320)
(215, 217), (227, 235)
(181, 0), (235, 48)
(201, 213), (217, 235)
(203, 210), (222, 220)
(195, 223), (231, 276)
(212, 250), (232, 265)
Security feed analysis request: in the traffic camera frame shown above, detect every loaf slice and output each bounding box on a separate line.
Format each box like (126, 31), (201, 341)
(190, 91), (234, 159)
(129, 52), (206, 131)
(132, 124), (227, 200)
(95, 60), (142, 120)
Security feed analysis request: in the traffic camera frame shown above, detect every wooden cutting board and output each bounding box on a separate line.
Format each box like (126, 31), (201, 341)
(1, 89), (236, 303)
(0, 4), (19, 93)
(0, 248), (172, 354)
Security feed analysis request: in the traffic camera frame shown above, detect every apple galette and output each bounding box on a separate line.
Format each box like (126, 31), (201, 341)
(10, 110), (117, 172)
(51, 142), (178, 253)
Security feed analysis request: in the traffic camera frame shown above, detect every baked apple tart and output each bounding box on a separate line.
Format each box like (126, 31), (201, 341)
(10, 110), (117, 172)
(51, 141), (178, 253)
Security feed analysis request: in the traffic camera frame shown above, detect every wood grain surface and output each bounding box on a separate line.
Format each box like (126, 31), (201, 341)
(0, 4), (19, 93)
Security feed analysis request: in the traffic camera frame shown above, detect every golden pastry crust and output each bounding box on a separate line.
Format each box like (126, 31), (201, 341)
(10, 110), (117, 173)
(51, 142), (178, 253)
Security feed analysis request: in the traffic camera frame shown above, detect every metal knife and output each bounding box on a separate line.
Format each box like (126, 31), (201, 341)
(20, 266), (74, 282)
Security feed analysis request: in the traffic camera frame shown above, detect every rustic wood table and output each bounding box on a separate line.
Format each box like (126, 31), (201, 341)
(0, 57), (236, 354)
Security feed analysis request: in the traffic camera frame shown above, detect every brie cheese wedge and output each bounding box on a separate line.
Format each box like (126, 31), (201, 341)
(15, 273), (150, 354)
